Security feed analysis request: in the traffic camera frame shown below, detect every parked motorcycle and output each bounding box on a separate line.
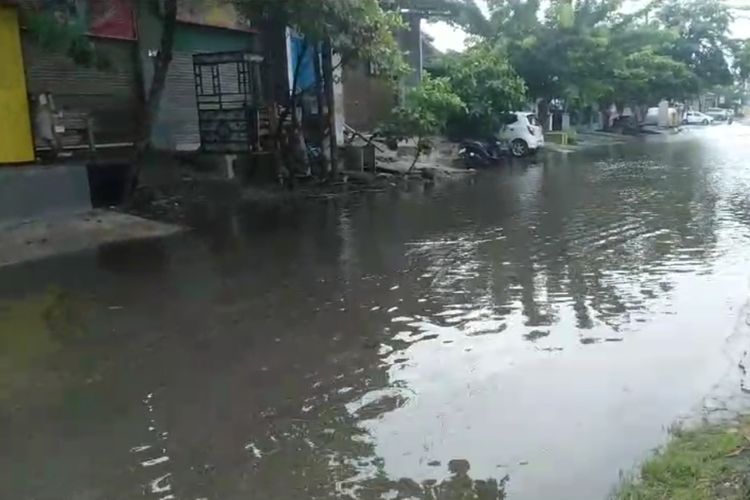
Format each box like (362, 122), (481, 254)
(458, 138), (508, 168)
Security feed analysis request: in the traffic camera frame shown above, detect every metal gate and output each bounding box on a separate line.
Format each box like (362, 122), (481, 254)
(193, 51), (263, 153)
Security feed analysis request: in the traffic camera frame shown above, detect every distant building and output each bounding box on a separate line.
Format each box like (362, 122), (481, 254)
(343, 12), (427, 132)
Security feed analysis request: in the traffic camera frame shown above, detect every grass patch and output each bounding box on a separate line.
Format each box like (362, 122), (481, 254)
(615, 421), (750, 500)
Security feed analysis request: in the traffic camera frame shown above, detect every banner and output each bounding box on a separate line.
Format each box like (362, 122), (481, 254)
(88, 0), (136, 40)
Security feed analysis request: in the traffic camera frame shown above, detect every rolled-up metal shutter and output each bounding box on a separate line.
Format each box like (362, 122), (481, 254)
(21, 34), (139, 145)
(153, 51), (200, 150)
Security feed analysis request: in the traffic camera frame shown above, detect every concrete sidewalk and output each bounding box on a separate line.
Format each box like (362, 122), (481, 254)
(0, 210), (182, 268)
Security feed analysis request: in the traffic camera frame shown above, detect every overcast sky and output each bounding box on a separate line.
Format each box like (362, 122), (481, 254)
(423, 0), (750, 53)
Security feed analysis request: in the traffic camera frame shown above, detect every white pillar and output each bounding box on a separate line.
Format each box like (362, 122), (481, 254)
(561, 113), (571, 131)
(658, 100), (669, 128)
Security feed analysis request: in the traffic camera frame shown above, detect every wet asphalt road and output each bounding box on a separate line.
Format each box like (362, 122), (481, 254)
(2, 125), (750, 499)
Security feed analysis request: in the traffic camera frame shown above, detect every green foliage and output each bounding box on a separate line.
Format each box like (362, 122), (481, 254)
(734, 40), (750, 81)
(481, 0), (738, 112)
(380, 75), (466, 142)
(656, 0), (734, 88)
(23, 10), (111, 70)
(384, 43), (525, 141)
(235, 0), (408, 78)
(440, 42), (527, 136)
(615, 422), (750, 500)
(614, 49), (698, 103)
(493, 0), (620, 105)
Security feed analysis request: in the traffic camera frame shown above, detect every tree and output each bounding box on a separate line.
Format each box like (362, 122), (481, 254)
(733, 39), (750, 82)
(380, 75), (466, 169)
(656, 0), (734, 88)
(380, 41), (525, 167)
(139, 0), (178, 157)
(485, 0), (622, 127)
(604, 23), (697, 112)
(614, 49), (696, 109)
(480, 0), (729, 129)
(435, 42), (527, 136)
(235, 0), (407, 179)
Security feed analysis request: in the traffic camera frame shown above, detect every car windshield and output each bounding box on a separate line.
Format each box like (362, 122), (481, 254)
(526, 114), (540, 126)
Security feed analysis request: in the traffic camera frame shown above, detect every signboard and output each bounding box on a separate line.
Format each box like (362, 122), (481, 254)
(88, 0), (136, 39)
(26, 0), (136, 40)
(177, 0), (251, 31)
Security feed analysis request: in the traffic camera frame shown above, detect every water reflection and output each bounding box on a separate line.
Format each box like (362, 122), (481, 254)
(2, 127), (750, 499)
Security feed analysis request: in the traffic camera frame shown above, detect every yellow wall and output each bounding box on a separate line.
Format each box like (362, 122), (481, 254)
(0, 6), (34, 164)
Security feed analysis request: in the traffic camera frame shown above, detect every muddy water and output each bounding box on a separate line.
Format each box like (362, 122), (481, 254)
(3, 126), (750, 499)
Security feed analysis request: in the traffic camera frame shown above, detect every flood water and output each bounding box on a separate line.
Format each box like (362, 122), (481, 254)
(3, 126), (750, 499)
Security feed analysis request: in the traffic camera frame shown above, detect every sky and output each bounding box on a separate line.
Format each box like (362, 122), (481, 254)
(423, 0), (750, 53)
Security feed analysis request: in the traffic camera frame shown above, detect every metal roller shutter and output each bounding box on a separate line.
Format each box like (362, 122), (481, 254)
(153, 51), (200, 150)
(21, 34), (139, 145)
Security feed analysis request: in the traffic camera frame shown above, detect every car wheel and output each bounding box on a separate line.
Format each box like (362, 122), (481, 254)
(702, 119), (709, 125)
(511, 139), (529, 157)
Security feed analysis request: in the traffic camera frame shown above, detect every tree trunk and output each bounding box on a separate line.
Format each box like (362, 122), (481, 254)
(599, 101), (611, 131)
(127, 0), (176, 200)
(257, 12), (286, 184)
(138, 0), (177, 156)
(321, 39), (338, 178)
(275, 37), (310, 187)
(312, 44), (329, 178)
(537, 98), (550, 132)
(409, 135), (421, 172)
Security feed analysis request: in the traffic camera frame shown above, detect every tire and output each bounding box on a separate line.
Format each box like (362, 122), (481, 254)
(702, 119), (709, 125)
(511, 139), (529, 157)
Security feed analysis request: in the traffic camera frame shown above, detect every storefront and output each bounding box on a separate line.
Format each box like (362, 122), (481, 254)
(138, 2), (258, 151)
(20, 0), (139, 149)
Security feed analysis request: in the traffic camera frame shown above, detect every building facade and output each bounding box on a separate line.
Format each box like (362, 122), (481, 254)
(137, 1), (259, 151)
(342, 12), (425, 133)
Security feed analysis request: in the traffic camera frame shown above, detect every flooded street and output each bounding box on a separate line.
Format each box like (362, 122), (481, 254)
(4, 125), (750, 499)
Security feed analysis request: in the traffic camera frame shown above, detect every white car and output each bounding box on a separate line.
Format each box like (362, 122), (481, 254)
(683, 111), (714, 125)
(705, 108), (729, 121)
(499, 112), (545, 157)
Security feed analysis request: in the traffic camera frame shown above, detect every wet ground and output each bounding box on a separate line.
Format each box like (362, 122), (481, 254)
(3, 125), (750, 500)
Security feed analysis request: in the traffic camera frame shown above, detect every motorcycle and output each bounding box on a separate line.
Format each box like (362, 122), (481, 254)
(458, 138), (508, 168)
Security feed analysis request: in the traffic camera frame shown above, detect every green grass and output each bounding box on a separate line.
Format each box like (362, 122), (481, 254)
(615, 422), (750, 500)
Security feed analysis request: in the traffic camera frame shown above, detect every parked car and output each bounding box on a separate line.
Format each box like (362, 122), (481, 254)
(705, 108), (730, 122)
(683, 111), (714, 125)
(499, 112), (544, 157)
